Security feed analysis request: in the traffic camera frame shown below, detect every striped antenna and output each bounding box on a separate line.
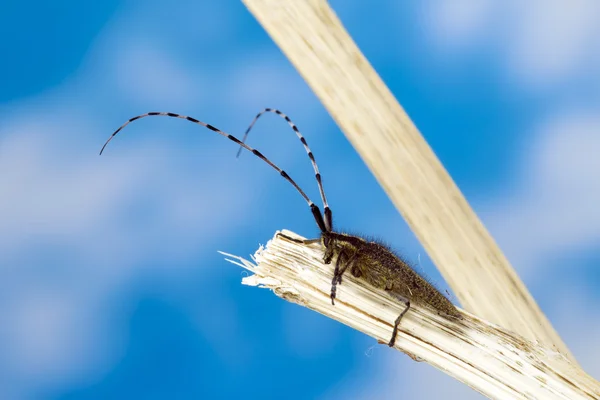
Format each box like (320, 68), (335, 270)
(100, 111), (329, 233)
(236, 108), (332, 231)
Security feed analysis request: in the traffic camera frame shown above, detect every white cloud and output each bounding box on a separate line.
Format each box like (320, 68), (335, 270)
(6, 287), (106, 383)
(110, 40), (202, 108)
(505, 0), (600, 87)
(486, 109), (600, 278)
(421, 0), (494, 51)
(421, 1), (600, 88)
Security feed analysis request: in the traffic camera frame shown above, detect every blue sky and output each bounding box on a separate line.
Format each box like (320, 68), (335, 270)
(1, 1), (600, 399)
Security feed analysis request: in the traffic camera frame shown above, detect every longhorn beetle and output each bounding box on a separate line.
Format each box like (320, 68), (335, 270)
(100, 108), (461, 347)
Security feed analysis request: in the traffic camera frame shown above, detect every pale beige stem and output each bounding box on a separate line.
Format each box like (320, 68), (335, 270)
(240, 0), (575, 362)
(221, 231), (600, 399)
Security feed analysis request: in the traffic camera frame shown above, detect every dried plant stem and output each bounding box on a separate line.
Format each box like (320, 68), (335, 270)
(221, 231), (599, 400)
(241, 0), (575, 362)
